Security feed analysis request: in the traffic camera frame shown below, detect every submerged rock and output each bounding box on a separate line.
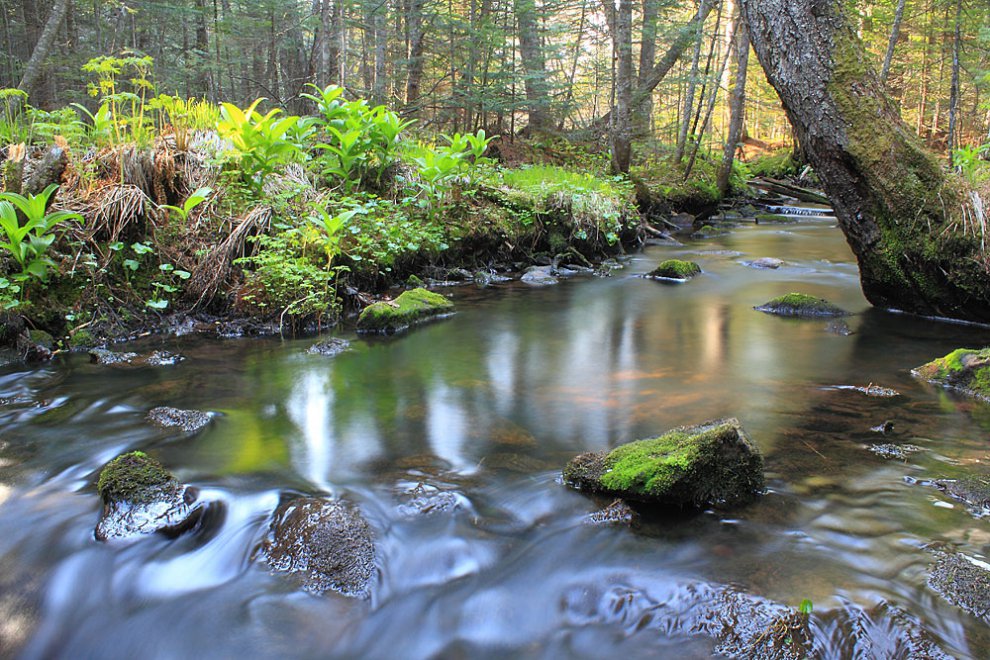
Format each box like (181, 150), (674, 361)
(586, 498), (637, 526)
(934, 475), (990, 514)
(755, 293), (848, 317)
(646, 259), (702, 281)
(89, 348), (184, 366)
(263, 497), (375, 597)
(755, 213), (797, 224)
(397, 483), (466, 517)
(307, 337), (350, 356)
(563, 418), (765, 508)
(928, 551), (990, 623)
(690, 225), (730, 239)
(95, 451), (200, 541)
(147, 406), (212, 433)
(520, 266), (559, 286)
(869, 443), (921, 460)
(913, 348), (990, 402)
(744, 257), (784, 270)
(356, 288), (454, 335)
(825, 320), (855, 335)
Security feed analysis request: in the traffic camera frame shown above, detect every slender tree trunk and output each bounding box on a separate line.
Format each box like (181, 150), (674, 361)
(514, 0), (550, 131)
(405, 0), (426, 109)
(684, 10), (732, 179)
(17, 0), (70, 99)
(611, 0), (632, 172)
(880, 0), (906, 84)
(593, 0), (714, 133)
(716, 18), (748, 196)
(372, 0), (387, 104)
(742, 0), (987, 322)
(634, 0), (659, 136)
(675, 2), (707, 162)
(947, 0), (962, 164)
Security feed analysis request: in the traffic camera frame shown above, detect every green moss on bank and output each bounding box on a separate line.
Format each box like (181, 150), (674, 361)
(97, 451), (180, 504)
(356, 288), (454, 334)
(913, 348), (990, 401)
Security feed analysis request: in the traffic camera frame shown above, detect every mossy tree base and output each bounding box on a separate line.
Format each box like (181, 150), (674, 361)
(743, 0), (990, 323)
(562, 418), (765, 509)
(356, 288), (454, 334)
(913, 348), (990, 402)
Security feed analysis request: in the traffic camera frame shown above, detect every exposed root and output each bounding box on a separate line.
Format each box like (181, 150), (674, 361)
(186, 205), (272, 307)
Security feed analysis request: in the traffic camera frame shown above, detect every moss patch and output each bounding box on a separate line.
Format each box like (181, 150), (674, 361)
(755, 293), (848, 317)
(563, 418), (765, 508)
(647, 259), (702, 281)
(691, 225), (729, 238)
(356, 287), (454, 334)
(913, 348), (990, 401)
(97, 451), (180, 504)
(755, 213), (796, 224)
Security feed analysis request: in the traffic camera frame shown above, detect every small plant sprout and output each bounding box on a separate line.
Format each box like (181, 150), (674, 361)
(160, 187), (213, 224)
(798, 599), (813, 617)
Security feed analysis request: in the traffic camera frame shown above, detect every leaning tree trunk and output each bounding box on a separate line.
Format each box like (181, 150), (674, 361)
(17, 0), (71, 100)
(741, 0), (990, 322)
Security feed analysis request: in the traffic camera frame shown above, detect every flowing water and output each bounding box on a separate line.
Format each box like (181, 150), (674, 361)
(3, 217), (990, 658)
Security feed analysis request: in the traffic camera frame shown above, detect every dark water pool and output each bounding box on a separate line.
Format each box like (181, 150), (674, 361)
(3, 218), (990, 658)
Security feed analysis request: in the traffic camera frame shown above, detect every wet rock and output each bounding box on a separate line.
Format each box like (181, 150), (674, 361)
(833, 384), (900, 397)
(406, 274), (425, 288)
(356, 288), (454, 335)
(397, 483), (466, 517)
(913, 348), (990, 402)
(755, 213), (797, 224)
(644, 235), (683, 247)
(755, 293), (848, 317)
(690, 225), (730, 239)
(928, 551), (990, 622)
(869, 443), (922, 460)
(307, 337), (350, 357)
(744, 257), (784, 269)
(147, 406), (212, 433)
(563, 418), (765, 508)
(869, 420), (896, 434)
(16, 329), (54, 362)
(521, 266), (558, 286)
(586, 498), (637, 526)
(825, 320), (855, 335)
(933, 475), (990, 513)
(669, 212), (695, 226)
(95, 451), (201, 541)
(473, 271), (512, 287)
(142, 350), (184, 366)
(263, 497), (375, 597)
(645, 259), (702, 281)
(90, 348), (138, 365)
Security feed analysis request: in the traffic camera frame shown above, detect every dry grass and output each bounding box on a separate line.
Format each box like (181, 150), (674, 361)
(186, 205), (272, 307)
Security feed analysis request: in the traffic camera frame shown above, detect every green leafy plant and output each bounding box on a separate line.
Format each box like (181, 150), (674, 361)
(217, 98), (304, 196)
(0, 184), (82, 284)
(953, 144), (990, 185)
(160, 186), (213, 223)
(798, 599), (813, 616)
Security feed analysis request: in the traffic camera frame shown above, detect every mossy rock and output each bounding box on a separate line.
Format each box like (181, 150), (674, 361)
(647, 259), (702, 281)
(95, 451), (202, 542)
(97, 451), (181, 504)
(755, 213), (797, 224)
(356, 288), (454, 334)
(562, 418), (765, 508)
(755, 293), (848, 317)
(912, 348), (990, 402)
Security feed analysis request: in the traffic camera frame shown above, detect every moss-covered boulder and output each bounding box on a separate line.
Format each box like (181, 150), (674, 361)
(95, 451), (202, 541)
(755, 213), (796, 224)
(690, 225), (729, 239)
(356, 288), (454, 334)
(912, 348), (990, 402)
(755, 293), (848, 317)
(262, 497), (376, 597)
(562, 418), (765, 508)
(646, 259), (702, 281)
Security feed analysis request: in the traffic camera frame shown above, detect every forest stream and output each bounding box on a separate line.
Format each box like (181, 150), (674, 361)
(4, 211), (990, 658)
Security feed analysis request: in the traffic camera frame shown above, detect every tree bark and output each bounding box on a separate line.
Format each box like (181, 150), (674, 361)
(716, 18), (748, 196)
(634, 0), (659, 135)
(404, 0), (426, 110)
(17, 0), (71, 100)
(675, 2), (706, 162)
(514, 0), (550, 131)
(880, 0), (906, 84)
(947, 0), (961, 164)
(611, 0), (632, 173)
(741, 0), (990, 322)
